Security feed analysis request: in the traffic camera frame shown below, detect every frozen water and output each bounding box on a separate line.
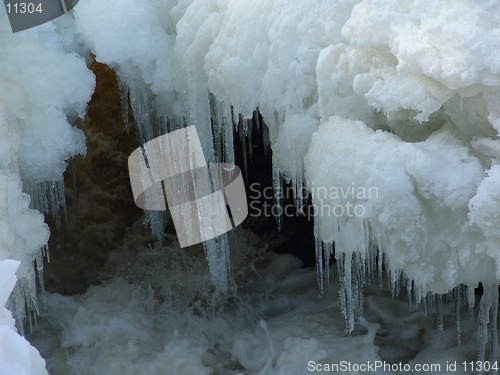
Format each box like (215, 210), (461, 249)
(58, 0), (500, 363)
(0, 260), (48, 375)
(3, 0), (500, 372)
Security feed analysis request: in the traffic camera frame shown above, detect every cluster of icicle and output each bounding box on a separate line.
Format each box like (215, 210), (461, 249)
(0, 7), (95, 332)
(68, 0), (500, 366)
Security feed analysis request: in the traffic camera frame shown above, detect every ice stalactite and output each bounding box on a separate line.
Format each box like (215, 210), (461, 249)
(454, 285), (464, 346)
(23, 180), (67, 227)
(0, 8), (94, 335)
(144, 210), (165, 242)
(70, 0), (500, 359)
(477, 286), (499, 368)
(118, 79), (130, 132)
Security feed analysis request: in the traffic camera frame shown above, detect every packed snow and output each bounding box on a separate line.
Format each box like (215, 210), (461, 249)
(1, 0), (500, 373)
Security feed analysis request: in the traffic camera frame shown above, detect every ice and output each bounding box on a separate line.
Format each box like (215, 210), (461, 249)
(0, 23), (93, 187)
(118, 80), (130, 131)
(314, 238), (324, 295)
(476, 285), (499, 368)
(23, 180), (67, 226)
(0, 8), (95, 374)
(29, 243), (398, 375)
(273, 114), (318, 209)
(144, 210), (165, 242)
(272, 162), (283, 231)
(209, 94), (234, 165)
(0, 260), (48, 375)
(68, 0), (500, 350)
(454, 286), (462, 346)
(4, 0), (500, 370)
(305, 116), (492, 296)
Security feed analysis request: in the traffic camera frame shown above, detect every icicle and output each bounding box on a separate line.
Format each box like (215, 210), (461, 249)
(337, 251), (355, 333)
(118, 79), (130, 131)
(468, 285), (476, 322)
(344, 252), (355, 333)
(54, 180), (67, 227)
(315, 238), (324, 295)
(393, 271), (401, 298)
(414, 285), (422, 306)
(471, 285), (500, 367)
(259, 320), (275, 374)
(378, 250), (384, 289)
(239, 115), (248, 180)
(476, 284), (497, 367)
(407, 280), (413, 309)
(436, 294), (443, 338)
(246, 118), (253, 163)
(203, 234), (231, 293)
(215, 104), (235, 165)
(156, 114), (168, 136)
(209, 93), (222, 162)
(262, 120), (270, 161)
(388, 269), (394, 297)
(69, 158), (80, 224)
(42, 244), (49, 264)
(353, 254), (363, 318)
(223, 105), (235, 167)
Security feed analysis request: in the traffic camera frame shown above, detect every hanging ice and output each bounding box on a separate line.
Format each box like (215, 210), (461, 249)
(0, 260), (48, 375)
(0, 11), (94, 375)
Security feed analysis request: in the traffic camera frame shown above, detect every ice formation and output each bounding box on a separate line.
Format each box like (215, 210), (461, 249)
(0, 260), (48, 375)
(3, 0), (500, 372)
(0, 5), (94, 374)
(69, 0), (500, 352)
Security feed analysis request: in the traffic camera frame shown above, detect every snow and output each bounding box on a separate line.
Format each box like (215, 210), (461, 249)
(0, 260), (48, 375)
(2, 0), (500, 372)
(26, 239), (488, 374)
(0, 6), (94, 374)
